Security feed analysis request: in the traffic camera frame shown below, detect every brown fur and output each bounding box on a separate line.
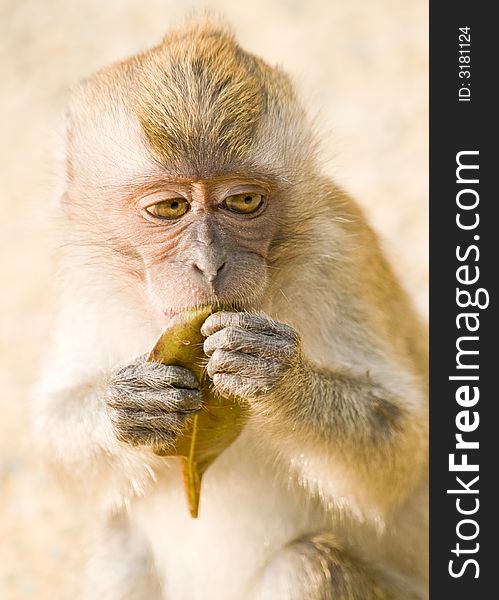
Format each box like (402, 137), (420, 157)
(134, 23), (266, 174)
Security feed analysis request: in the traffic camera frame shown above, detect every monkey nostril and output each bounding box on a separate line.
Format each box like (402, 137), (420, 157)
(192, 261), (226, 283)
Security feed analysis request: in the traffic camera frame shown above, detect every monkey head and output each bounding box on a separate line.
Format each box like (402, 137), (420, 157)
(62, 19), (321, 324)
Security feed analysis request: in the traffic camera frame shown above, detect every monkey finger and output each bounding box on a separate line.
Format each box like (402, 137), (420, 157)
(113, 362), (199, 391)
(112, 409), (186, 432)
(107, 388), (202, 414)
(204, 326), (296, 359)
(114, 423), (181, 448)
(206, 349), (253, 377)
(110, 404), (199, 445)
(138, 363), (200, 390)
(212, 373), (267, 399)
(201, 311), (297, 340)
(207, 348), (281, 380)
(154, 388), (202, 412)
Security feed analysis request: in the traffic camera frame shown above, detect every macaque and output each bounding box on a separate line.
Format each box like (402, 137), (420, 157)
(33, 17), (428, 600)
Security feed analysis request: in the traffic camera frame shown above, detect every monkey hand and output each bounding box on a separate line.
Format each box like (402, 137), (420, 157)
(201, 312), (301, 404)
(105, 356), (202, 449)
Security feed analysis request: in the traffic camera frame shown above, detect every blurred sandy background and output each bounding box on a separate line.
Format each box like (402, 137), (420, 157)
(0, 1), (428, 598)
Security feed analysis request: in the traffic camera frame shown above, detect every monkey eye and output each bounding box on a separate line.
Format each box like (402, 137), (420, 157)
(145, 198), (190, 219)
(222, 193), (264, 215)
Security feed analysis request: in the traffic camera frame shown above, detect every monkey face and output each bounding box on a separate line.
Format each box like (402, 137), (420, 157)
(130, 175), (283, 319)
(62, 22), (318, 326)
(62, 85), (299, 327)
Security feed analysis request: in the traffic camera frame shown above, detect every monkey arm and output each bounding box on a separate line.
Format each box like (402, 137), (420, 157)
(278, 360), (427, 511)
(202, 311), (427, 513)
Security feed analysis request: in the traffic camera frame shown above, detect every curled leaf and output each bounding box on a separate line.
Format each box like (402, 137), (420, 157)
(147, 307), (246, 517)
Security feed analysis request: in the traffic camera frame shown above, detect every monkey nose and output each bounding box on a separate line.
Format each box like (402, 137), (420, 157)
(192, 260), (226, 285)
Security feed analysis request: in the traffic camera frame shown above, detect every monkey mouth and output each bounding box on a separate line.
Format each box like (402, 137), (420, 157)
(163, 298), (251, 319)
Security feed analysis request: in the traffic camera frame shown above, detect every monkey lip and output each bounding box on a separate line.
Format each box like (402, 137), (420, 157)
(163, 299), (247, 319)
(163, 305), (212, 320)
